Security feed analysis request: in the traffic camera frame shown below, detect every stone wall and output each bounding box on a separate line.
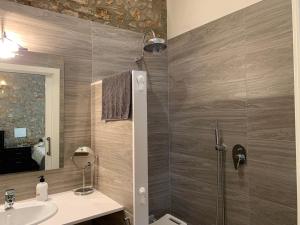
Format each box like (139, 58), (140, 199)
(7, 0), (167, 37)
(0, 72), (45, 147)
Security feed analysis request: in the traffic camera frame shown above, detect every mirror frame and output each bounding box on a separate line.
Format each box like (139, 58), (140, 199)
(0, 51), (64, 170)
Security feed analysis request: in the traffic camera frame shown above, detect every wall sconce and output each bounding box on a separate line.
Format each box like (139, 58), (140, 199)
(0, 80), (7, 94)
(0, 18), (27, 59)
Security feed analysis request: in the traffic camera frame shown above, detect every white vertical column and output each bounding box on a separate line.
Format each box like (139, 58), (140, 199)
(132, 70), (149, 225)
(292, 0), (300, 224)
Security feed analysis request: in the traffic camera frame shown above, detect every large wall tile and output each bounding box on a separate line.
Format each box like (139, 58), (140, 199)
(248, 160), (296, 209)
(171, 174), (217, 225)
(250, 197), (296, 225)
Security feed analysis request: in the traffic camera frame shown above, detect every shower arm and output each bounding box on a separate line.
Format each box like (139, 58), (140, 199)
(136, 30), (157, 62)
(135, 33), (146, 63)
(140, 32), (147, 59)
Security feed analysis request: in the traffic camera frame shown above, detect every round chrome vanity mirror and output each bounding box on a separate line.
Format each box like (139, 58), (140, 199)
(71, 146), (95, 195)
(71, 146), (95, 169)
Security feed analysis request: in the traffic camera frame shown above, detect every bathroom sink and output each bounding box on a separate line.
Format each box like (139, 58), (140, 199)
(0, 201), (57, 225)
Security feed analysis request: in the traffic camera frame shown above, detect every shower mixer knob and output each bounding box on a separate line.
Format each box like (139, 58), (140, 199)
(232, 144), (247, 170)
(236, 154), (246, 169)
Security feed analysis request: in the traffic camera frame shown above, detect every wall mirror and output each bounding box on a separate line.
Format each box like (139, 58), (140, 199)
(0, 51), (64, 174)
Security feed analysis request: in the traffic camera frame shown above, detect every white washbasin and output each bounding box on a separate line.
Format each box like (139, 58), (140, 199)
(0, 201), (57, 225)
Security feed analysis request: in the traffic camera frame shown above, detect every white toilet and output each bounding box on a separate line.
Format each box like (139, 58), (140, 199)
(150, 214), (187, 225)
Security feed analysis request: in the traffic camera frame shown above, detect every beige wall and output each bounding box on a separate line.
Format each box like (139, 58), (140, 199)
(91, 83), (133, 215)
(167, 0), (262, 39)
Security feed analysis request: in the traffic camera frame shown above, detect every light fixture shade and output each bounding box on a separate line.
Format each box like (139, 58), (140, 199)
(0, 34), (20, 59)
(0, 80), (7, 86)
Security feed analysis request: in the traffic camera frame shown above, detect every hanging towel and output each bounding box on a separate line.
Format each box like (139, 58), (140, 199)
(101, 71), (132, 121)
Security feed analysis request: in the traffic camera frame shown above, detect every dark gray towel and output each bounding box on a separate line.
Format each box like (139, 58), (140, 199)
(101, 71), (132, 121)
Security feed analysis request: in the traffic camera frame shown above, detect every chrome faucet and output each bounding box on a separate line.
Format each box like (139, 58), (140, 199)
(4, 189), (15, 210)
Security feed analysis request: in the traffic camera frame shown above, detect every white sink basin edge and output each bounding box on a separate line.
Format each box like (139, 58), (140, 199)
(0, 201), (58, 225)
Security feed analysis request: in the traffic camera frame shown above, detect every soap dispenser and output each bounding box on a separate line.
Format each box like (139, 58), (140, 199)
(36, 176), (48, 201)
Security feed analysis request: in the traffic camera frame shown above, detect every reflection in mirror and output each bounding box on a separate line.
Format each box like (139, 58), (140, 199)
(0, 72), (46, 172)
(0, 52), (63, 175)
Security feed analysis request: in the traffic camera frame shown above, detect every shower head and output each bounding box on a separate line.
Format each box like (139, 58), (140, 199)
(143, 30), (167, 54)
(135, 30), (167, 65)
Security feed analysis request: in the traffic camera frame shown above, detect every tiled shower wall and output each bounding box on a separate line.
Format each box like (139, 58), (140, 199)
(0, 1), (170, 216)
(168, 0), (296, 224)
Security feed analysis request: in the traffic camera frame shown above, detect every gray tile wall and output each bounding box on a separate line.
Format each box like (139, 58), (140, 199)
(168, 0), (296, 224)
(145, 51), (170, 217)
(0, 1), (170, 217)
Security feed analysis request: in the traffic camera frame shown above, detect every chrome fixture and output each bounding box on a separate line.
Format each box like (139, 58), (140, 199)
(46, 137), (52, 156)
(232, 144), (247, 170)
(4, 189), (16, 210)
(143, 30), (167, 54)
(136, 30), (167, 64)
(0, 18), (27, 59)
(214, 121), (226, 225)
(215, 123), (226, 152)
(71, 146), (95, 195)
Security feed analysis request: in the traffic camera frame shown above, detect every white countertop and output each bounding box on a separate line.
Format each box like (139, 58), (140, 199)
(29, 190), (123, 225)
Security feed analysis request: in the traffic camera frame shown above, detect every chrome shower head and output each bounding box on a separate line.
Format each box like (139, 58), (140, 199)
(135, 30), (167, 65)
(143, 30), (167, 54)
